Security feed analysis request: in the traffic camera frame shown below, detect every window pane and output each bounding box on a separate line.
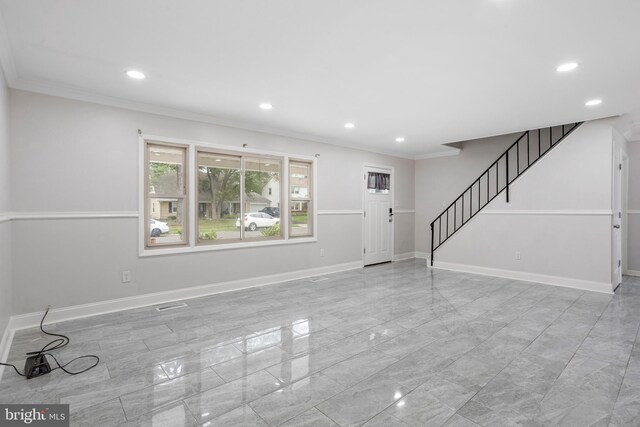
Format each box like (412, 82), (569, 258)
(244, 158), (281, 240)
(148, 145), (186, 196)
(290, 165), (310, 198)
(291, 201), (311, 236)
(149, 198), (186, 245)
(367, 172), (390, 194)
(290, 162), (312, 237)
(197, 152), (241, 242)
(147, 143), (187, 248)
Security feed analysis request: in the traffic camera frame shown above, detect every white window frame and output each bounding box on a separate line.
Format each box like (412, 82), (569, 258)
(196, 149), (284, 245)
(138, 134), (317, 257)
(288, 160), (314, 238)
(144, 141), (189, 249)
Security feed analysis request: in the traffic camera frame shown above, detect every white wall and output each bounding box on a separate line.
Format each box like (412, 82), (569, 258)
(628, 141), (640, 273)
(415, 132), (517, 254)
(9, 90), (415, 315)
(417, 119), (617, 293)
(0, 65), (11, 335)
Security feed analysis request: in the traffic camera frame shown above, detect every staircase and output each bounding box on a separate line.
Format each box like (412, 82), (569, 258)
(429, 122), (583, 266)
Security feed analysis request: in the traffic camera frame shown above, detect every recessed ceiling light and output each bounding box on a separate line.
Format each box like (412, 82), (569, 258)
(585, 99), (602, 106)
(215, 159), (221, 162)
(556, 62), (579, 72)
(344, 123), (355, 129)
(126, 70), (146, 79)
(395, 137), (405, 143)
(259, 103), (273, 110)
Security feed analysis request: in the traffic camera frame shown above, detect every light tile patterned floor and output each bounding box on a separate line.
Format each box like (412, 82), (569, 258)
(1, 260), (640, 426)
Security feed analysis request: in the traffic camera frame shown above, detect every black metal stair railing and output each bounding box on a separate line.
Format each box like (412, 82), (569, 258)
(429, 122), (583, 266)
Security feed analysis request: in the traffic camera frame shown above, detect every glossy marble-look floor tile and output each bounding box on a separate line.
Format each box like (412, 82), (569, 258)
(3, 262), (640, 425)
(316, 375), (409, 426)
(387, 376), (475, 426)
(278, 407), (339, 427)
(119, 368), (224, 419)
(120, 401), (198, 427)
(250, 372), (344, 425)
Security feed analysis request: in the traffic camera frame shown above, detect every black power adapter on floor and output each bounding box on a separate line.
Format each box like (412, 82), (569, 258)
(24, 354), (52, 379)
(0, 306), (99, 380)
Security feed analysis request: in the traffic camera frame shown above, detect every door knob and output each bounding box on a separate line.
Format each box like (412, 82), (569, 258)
(613, 224), (621, 229)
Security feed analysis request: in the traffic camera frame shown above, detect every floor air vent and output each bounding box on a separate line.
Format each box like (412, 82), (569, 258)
(155, 302), (188, 312)
(309, 277), (330, 283)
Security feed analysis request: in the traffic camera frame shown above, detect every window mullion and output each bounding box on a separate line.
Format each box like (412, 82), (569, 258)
(240, 156), (245, 241)
(283, 156), (289, 240)
(189, 144), (196, 248)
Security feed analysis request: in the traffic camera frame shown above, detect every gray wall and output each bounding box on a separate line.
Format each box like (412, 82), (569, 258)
(9, 89), (415, 315)
(0, 66), (11, 335)
(415, 132), (516, 254)
(415, 119), (617, 291)
(628, 142), (640, 272)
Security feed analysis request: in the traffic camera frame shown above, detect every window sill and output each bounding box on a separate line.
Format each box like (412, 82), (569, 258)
(140, 236), (317, 257)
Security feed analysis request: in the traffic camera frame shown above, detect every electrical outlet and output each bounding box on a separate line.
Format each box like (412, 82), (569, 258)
(515, 251), (521, 261)
(121, 270), (132, 283)
(320, 248), (325, 257)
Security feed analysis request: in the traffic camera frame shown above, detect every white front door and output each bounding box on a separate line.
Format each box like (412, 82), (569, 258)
(364, 166), (393, 266)
(613, 141), (623, 287)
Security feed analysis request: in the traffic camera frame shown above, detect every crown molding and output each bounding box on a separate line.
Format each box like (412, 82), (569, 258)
(414, 148), (462, 159)
(0, 9), (17, 85)
(625, 124), (640, 142)
(9, 76), (425, 160)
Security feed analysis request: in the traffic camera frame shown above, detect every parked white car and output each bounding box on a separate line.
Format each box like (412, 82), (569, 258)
(150, 219), (170, 237)
(236, 212), (279, 231)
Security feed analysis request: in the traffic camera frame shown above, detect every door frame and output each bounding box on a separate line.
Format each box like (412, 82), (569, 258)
(612, 140), (627, 290)
(622, 152), (629, 274)
(362, 163), (395, 266)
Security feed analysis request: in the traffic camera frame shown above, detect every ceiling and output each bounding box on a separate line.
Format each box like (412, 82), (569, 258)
(0, 0), (639, 158)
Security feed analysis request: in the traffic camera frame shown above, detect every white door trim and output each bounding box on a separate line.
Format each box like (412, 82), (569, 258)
(622, 152), (629, 275)
(362, 164), (395, 266)
(612, 139), (623, 288)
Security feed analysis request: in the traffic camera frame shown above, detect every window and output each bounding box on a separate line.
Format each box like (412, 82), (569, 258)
(142, 138), (313, 253)
(367, 172), (390, 194)
(197, 152), (241, 243)
(145, 142), (188, 247)
(289, 161), (312, 237)
(244, 157), (281, 241)
(195, 153), (282, 244)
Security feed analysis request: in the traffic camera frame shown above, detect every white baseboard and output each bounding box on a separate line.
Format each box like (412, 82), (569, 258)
(10, 261), (363, 331)
(0, 317), (15, 381)
(430, 260), (613, 294)
(393, 252), (417, 261)
(627, 270), (640, 277)
(414, 252), (429, 260)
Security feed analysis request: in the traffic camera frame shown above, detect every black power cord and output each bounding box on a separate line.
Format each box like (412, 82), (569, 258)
(0, 306), (100, 378)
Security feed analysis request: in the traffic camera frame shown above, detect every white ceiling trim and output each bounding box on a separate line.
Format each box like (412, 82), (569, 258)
(0, 7), (16, 84)
(414, 148), (462, 160)
(10, 76), (421, 160)
(624, 124), (640, 142)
